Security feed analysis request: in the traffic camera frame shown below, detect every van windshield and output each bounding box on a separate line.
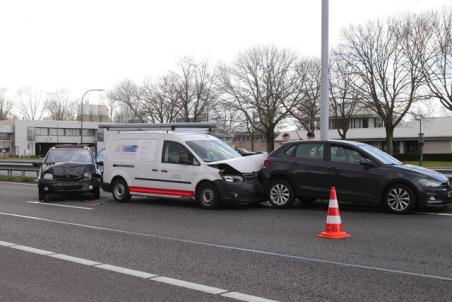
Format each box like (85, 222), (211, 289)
(186, 140), (241, 162)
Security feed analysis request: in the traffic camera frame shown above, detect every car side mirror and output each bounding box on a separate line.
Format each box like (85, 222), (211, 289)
(97, 161), (104, 166)
(360, 158), (376, 167)
(32, 161), (43, 167)
(180, 158), (193, 165)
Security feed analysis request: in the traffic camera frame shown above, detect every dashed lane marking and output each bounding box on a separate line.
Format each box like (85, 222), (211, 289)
(27, 201), (94, 210)
(0, 211), (452, 282)
(0, 240), (279, 301)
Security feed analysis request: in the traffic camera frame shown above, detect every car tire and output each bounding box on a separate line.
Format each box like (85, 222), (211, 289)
(384, 183), (416, 214)
(38, 189), (46, 202)
(93, 187), (100, 199)
(112, 178), (131, 203)
(268, 179), (295, 208)
(196, 182), (220, 210)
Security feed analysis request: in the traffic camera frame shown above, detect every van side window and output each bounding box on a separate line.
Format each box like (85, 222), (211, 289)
(162, 141), (199, 166)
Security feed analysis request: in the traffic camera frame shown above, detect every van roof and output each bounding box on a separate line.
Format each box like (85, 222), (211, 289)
(112, 131), (218, 141)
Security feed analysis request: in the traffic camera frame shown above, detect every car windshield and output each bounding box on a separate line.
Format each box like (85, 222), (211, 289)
(359, 144), (402, 165)
(45, 149), (93, 164)
(186, 140), (241, 162)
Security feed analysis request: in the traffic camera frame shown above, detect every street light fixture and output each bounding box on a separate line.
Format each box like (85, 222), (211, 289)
(415, 117), (424, 166)
(80, 89), (104, 146)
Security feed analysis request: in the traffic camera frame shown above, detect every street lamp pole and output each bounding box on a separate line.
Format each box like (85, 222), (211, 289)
(80, 89), (104, 146)
(320, 0), (329, 140)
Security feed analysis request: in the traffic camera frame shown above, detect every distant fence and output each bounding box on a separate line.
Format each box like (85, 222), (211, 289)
(0, 161), (39, 177)
(394, 153), (452, 161)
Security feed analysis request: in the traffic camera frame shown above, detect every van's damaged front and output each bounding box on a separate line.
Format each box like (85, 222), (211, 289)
(208, 157), (265, 204)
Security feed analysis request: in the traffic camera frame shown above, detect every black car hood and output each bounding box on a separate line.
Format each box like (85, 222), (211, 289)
(42, 162), (94, 179)
(391, 164), (448, 182)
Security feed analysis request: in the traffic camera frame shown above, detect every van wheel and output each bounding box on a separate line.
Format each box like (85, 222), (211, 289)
(196, 182), (220, 209)
(112, 178), (131, 203)
(268, 179), (294, 208)
(384, 183), (415, 214)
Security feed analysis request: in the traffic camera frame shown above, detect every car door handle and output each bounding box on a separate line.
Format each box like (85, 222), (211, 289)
(161, 170), (168, 173)
(152, 169), (158, 172)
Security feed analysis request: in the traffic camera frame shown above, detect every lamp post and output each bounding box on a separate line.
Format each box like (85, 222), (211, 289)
(416, 117), (423, 166)
(320, 0), (329, 140)
(80, 89), (104, 146)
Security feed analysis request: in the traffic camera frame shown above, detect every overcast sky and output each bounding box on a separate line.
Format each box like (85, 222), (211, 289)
(0, 0), (451, 103)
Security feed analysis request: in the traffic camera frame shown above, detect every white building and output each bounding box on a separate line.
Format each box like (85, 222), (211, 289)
(0, 119), (102, 157)
(276, 116), (452, 157)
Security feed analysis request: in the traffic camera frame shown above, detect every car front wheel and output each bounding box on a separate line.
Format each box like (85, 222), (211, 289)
(268, 179), (295, 208)
(196, 182), (220, 209)
(384, 184), (415, 214)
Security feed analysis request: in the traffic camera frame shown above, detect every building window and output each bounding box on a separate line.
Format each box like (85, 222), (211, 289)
(65, 129), (81, 136)
(82, 129), (95, 137)
(404, 141), (420, 155)
(363, 118), (369, 128)
(374, 118), (384, 128)
(35, 128), (48, 136)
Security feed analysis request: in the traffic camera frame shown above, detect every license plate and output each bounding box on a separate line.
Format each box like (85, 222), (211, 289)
(449, 191), (452, 198)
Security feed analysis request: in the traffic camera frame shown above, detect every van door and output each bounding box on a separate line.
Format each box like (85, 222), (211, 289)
(131, 139), (161, 194)
(136, 140), (198, 199)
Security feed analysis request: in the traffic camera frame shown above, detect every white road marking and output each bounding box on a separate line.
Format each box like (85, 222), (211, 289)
(152, 276), (228, 295)
(10, 245), (55, 255)
(95, 264), (156, 278)
(49, 254), (101, 266)
(27, 201), (94, 210)
(0, 240), (277, 301)
(0, 240), (16, 247)
(222, 292), (279, 302)
(0, 211), (452, 282)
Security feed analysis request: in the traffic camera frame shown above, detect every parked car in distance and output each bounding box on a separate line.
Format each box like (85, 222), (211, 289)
(102, 130), (266, 209)
(36, 146), (102, 201)
(235, 148), (256, 157)
(260, 140), (452, 214)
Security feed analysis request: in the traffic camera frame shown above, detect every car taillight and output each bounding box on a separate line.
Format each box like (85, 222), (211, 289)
(263, 157), (271, 168)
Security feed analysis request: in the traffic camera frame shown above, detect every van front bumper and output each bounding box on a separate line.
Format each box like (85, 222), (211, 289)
(214, 179), (265, 204)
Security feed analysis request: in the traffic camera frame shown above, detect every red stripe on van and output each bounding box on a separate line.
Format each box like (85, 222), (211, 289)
(128, 186), (195, 198)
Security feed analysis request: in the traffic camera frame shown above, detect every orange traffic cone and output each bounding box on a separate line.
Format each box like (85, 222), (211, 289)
(318, 187), (351, 239)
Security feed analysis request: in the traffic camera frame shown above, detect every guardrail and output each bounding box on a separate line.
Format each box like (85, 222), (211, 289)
(0, 161), (40, 177)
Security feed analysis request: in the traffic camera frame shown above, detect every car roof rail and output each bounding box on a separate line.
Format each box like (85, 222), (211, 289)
(98, 122), (217, 133)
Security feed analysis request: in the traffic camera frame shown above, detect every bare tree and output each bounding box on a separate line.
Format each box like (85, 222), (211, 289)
(289, 58), (321, 133)
(340, 15), (427, 154)
(44, 90), (76, 120)
(217, 46), (301, 152)
(171, 57), (216, 122)
(108, 79), (144, 122)
(329, 56), (361, 139)
(0, 89), (13, 120)
(16, 87), (45, 120)
(422, 10), (452, 111)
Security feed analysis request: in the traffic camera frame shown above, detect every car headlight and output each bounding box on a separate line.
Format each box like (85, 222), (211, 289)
(83, 172), (92, 180)
(43, 173), (53, 180)
(419, 179), (442, 188)
(222, 175), (244, 183)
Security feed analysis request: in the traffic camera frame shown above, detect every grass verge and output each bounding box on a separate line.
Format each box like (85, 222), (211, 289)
(0, 175), (37, 183)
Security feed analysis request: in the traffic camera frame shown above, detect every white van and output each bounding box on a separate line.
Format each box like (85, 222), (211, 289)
(100, 124), (266, 209)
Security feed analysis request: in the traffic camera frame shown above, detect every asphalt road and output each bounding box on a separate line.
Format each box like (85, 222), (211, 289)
(0, 182), (452, 301)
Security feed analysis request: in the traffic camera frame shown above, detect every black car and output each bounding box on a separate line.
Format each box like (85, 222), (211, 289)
(260, 140), (452, 214)
(37, 147), (102, 201)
